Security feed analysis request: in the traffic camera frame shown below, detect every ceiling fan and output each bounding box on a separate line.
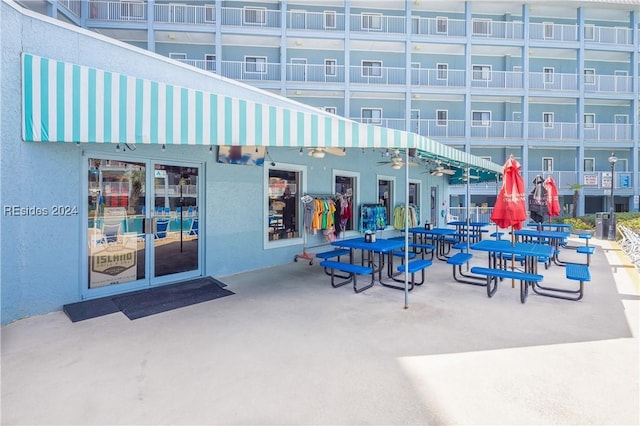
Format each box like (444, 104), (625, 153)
(429, 161), (456, 176)
(377, 150), (419, 169)
(305, 147), (346, 158)
(462, 172), (480, 181)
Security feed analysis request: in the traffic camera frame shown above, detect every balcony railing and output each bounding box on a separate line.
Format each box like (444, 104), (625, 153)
(470, 70), (524, 89)
(583, 124), (633, 142)
(285, 64), (346, 83)
(154, 3), (215, 25)
(584, 74), (633, 93)
(411, 68), (465, 87)
(218, 61), (281, 81)
(177, 59), (216, 73)
(59, 0), (81, 17)
(349, 65), (406, 85)
(529, 72), (579, 91)
(83, 3), (636, 49)
(88, 0), (147, 21)
(529, 22), (578, 41)
(528, 122), (579, 140)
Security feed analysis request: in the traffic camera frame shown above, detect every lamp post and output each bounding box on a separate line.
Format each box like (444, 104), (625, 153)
(607, 152), (617, 241)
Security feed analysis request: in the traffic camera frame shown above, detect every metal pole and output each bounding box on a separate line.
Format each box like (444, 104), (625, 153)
(608, 152), (617, 241)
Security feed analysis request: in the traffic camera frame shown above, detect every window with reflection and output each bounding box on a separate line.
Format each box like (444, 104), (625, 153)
(268, 168), (300, 241)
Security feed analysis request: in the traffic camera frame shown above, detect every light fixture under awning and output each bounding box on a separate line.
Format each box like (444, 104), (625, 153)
(21, 53), (503, 176)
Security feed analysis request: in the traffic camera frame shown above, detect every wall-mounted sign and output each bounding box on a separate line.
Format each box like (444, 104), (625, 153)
(583, 174), (598, 185)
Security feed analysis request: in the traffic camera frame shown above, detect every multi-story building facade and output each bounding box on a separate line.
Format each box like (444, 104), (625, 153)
(28, 0), (639, 215)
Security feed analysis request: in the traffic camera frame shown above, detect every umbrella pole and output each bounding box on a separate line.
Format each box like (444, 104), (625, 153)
(511, 225), (515, 288)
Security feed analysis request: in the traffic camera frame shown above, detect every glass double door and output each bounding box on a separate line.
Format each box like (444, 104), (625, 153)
(87, 157), (201, 291)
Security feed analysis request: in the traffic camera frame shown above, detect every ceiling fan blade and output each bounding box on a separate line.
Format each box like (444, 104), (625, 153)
(324, 147), (346, 156)
(376, 161), (391, 165)
(408, 161), (420, 167)
(442, 169), (456, 175)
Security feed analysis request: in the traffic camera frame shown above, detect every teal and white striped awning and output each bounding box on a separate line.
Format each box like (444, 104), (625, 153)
(21, 53), (502, 176)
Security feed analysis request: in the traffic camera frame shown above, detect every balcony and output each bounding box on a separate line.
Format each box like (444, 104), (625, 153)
(219, 61), (281, 82)
(349, 65), (406, 85)
(529, 22), (578, 42)
(154, 3), (215, 25)
(528, 122), (579, 140)
(88, 0), (147, 21)
(470, 70), (524, 89)
(529, 72), (579, 92)
(584, 74), (633, 94)
(350, 13), (406, 34)
(286, 10), (345, 31)
(411, 16), (466, 37)
(583, 124), (632, 142)
(411, 68), (465, 87)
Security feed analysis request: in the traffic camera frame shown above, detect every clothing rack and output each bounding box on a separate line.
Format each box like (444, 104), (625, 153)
(294, 193), (339, 264)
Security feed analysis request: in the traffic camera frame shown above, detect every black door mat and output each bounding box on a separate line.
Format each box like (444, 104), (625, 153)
(63, 277), (233, 322)
(112, 277), (234, 320)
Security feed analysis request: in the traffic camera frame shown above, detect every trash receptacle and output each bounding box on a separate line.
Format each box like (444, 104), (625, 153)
(595, 212), (610, 239)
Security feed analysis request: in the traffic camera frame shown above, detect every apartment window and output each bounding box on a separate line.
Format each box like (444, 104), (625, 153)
(543, 112), (554, 128)
(245, 56), (267, 73)
(334, 171), (358, 232)
(267, 167), (302, 243)
(544, 22), (554, 39)
(472, 19), (491, 36)
(436, 110), (448, 126)
(362, 13), (382, 30)
(378, 177), (395, 228)
(542, 158), (554, 172)
(169, 53), (187, 61)
(436, 17), (448, 34)
(325, 59), (337, 76)
(584, 24), (595, 40)
(584, 69), (595, 84)
(584, 113), (595, 129)
(436, 63), (448, 80)
(472, 111), (490, 127)
(362, 61), (382, 77)
(204, 54), (215, 71)
(244, 7), (266, 25)
(543, 67), (554, 83)
(584, 158), (595, 172)
(205, 5), (215, 23)
(323, 107), (337, 114)
(362, 108), (382, 124)
(472, 65), (491, 81)
(324, 10), (336, 28)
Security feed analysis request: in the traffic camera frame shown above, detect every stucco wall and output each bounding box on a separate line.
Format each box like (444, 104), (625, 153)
(0, 1), (446, 324)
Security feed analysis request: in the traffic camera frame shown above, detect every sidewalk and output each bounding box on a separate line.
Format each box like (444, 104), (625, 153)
(2, 237), (639, 425)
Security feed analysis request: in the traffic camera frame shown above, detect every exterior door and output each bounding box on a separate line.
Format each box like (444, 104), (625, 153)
(86, 157), (201, 295)
(291, 58), (307, 81)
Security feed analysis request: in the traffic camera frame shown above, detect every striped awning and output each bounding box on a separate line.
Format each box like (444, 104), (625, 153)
(21, 53), (502, 176)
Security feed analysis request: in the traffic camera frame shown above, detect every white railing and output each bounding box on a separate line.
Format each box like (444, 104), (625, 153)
(529, 22), (578, 41)
(584, 124), (633, 142)
(220, 7), (281, 28)
(529, 72), (579, 91)
(411, 68), (465, 87)
(470, 70), (524, 89)
(583, 74), (633, 93)
(448, 206), (494, 224)
(177, 59), (216, 73)
(527, 170), (634, 190)
(349, 65), (406, 85)
(219, 61), (281, 81)
(59, 0), (81, 16)
(589, 26), (633, 45)
(286, 10), (346, 31)
(349, 13), (406, 34)
(528, 122), (579, 140)
(411, 17), (466, 37)
(154, 3), (215, 25)
(286, 63), (346, 83)
(88, 0), (146, 21)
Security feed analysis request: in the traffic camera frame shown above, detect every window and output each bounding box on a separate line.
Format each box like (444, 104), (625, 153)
(334, 171), (359, 232)
(323, 107), (337, 114)
(266, 165), (304, 244)
(542, 158), (553, 172)
(543, 67), (554, 83)
(362, 108), (382, 124)
(584, 158), (595, 172)
(325, 59), (337, 76)
(436, 110), (448, 126)
(205, 5), (215, 23)
(472, 65), (491, 81)
(584, 113), (595, 129)
(204, 54), (215, 71)
(436, 17), (448, 34)
(362, 13), (382, 30)
(584, 24), (595, 40)
(324, 10), (336, 28)
(245, 56), (267, 73)
(472, 111), (490, 127)
(436, 63), (448, 80)
(244, 7), (266, 25)
(362, 61), (382, 77)
(409, 181), (420, 206)
(543, 112), (554, 128)
(169, 53), (187, 61)
(378, 177), (395, 229)
(472, 19), (491, 36)
(543, 22), (554, 39)
(584, 69), (595, 84)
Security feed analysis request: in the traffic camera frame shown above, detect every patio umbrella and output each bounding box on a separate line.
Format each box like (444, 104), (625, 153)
(544, 175), (561, 220)
(528, 175), (549, 229)
(490, 155), (527, 231)
(491, 155), (527, 288)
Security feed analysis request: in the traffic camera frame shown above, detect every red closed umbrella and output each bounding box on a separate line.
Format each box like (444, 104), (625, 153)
(491, 156), (527, 230)
(544, 176), (561, 218)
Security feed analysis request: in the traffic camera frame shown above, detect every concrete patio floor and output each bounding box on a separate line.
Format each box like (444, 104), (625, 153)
(2, 237), (639, 425)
